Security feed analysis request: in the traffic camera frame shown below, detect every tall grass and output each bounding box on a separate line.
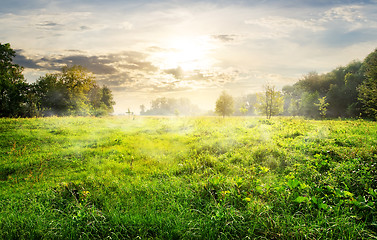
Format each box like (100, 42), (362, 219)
(0, 116), (376, 239)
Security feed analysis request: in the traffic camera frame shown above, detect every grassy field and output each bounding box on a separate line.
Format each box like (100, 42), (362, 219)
(0, 116), (376, 239)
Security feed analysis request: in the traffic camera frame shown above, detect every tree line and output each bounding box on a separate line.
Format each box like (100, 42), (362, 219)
(2, 41), (377, 119)
(215, 48), (377, 120)
(0, 43), (115, 117)
(140, 97), (202, 116)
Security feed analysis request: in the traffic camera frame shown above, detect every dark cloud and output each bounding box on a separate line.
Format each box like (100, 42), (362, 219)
(36, 21), (64, 31)
(59, 55), (117, 74)
(14, 50), (158, 75)
(80, 26), (91, 30)
(109, 51), (159, 72)
(14, 50), (41, 69)
(37, 21), (60, 27)
(14, 48), (236, 94)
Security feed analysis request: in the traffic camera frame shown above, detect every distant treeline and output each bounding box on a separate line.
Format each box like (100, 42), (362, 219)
(142, 47), (377, 120)
(0, 43), (115, 117)
(2, 41), (377, 119)
(140, 97), (202, 116)
(231, 48), (377, 119)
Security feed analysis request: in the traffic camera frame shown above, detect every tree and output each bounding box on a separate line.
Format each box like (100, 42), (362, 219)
(100, 86), (115, 115)
(34, 66), (114, 116)
(0, 43), (28, 117)
(359, 48), (377, 119)
(239, 103), (249, 116)
(143, 97), (201, 116)
(87, 85), (114, 116)
(315, 96), (329, 118)
(233, 94), (257, 116)
(215, 91), (234, 117)
(300, 91), (320, 118)
(255, 84), (283, 119)
(140, 104), (146, 115)
(61, 65), (96, 116)
(34, 73), (69, 116)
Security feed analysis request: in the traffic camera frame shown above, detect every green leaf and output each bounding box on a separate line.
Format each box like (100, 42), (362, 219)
(287, 179), (300, 189)
(294, 196), (309, 203)
(369, 188), (377, 198)
(319, 203), (328, 210)
(343, 191), (353, 198)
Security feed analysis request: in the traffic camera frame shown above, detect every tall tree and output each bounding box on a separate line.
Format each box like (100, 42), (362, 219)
(100, 86), (115, 115)
(359, 48), (377, 119)
(0, 43), (28, 117)
(215, 91), (234, 117)
(61, 65), (96, 116)
(255, 84), (283, 119)
(34, 73), (69, 116)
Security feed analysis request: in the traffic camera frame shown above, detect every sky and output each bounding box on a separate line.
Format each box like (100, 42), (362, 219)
(2, 0), (377, 114)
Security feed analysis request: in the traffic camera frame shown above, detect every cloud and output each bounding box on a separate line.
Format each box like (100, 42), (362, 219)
(322, 5), (364, 23)
(164, 67), (184, 79)
(6, 0), (377, 105)
(212, 34), (238, 42)
(245, 16), (324, 39)
(14, 50), (41, 69)
(14, 50), (159, 74)
(37, 21), (61, 27)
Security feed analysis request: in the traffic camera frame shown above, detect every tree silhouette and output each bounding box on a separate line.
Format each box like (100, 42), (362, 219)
(215, 91), (234, 117)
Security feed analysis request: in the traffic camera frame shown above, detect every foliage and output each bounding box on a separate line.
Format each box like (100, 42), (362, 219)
(215, 91), (235, 117)
(33, 66), (114, 116)
(0, 43), (115, 117)
(315, 96), (330, 118)
(233, 94), (257, 116)
(1, 116), (376, 239)
(283, 60), (365, 119)
(255, 84), (283, 119)
(0, 43), (28, 117)
(358, 48), (377, 119)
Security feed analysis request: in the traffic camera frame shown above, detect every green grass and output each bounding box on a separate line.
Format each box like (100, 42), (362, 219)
(0, 116), (376, 239)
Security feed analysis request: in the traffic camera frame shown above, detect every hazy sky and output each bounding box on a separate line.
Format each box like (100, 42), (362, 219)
(2, 0), (377, 114)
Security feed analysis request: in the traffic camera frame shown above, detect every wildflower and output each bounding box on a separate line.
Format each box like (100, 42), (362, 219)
(221, 191), (230, 197)
(82, 190), (90, 198)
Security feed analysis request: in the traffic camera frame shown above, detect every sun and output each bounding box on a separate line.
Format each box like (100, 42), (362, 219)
(151, 36), (216, 72)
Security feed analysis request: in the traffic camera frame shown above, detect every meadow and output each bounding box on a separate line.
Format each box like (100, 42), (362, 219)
(0, 116), (376, 239)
